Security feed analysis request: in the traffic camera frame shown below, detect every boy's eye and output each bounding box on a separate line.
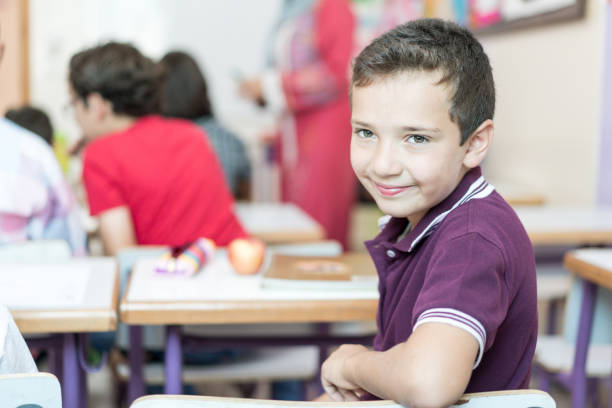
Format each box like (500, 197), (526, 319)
(355, 129), (374, 139)
(407, 135), (428, 144)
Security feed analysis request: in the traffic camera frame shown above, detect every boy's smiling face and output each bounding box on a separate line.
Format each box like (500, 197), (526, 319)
(351, 70), (483, 227)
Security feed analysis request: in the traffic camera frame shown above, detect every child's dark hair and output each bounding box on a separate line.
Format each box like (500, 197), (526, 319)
(69, 42), (160, 117)
(159, 51), (212, 120)
(5, 106), (54, 146)
(352, 18), (495, 145)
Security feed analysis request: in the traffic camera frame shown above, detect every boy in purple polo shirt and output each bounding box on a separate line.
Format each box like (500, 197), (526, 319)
(319, 19), (537, 407)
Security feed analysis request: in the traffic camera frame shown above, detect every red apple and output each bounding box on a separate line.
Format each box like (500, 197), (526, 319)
(228, 237), (266, 275)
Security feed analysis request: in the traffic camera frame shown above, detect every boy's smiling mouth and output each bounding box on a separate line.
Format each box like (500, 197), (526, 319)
(374, 182), (414, 197)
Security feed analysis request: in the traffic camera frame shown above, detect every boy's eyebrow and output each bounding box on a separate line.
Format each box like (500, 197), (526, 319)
(351, 120), (441, 133)
(401, 125), (441, 133)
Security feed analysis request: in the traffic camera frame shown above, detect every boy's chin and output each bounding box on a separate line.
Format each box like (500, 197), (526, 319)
(374, 202), (412, 219)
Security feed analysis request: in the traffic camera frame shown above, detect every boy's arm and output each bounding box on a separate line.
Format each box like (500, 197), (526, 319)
(321, 322), (478, 408)
(98, 206), (137, 256)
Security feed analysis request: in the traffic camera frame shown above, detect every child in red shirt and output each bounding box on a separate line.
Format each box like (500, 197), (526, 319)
(69, 42), (246, 254)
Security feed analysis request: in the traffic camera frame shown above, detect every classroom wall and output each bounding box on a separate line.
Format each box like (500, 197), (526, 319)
(29, 0), (280, 144)
(597, 3), (612, 205)
(480, 0), (606, 205)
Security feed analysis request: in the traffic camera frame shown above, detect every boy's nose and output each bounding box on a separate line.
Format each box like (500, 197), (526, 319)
(371, 141), (402, 178)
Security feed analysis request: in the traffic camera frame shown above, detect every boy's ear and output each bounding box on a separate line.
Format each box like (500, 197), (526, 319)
(86, 92), (113, 121)
(462, 119), (493, 168)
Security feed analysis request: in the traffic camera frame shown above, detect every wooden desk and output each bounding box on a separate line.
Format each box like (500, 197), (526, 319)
(235, 202), (325, 244)
(565, 249), (612, 290)
(514, 206), (612, 246)
(562, 249), (612, 408)
(120, 252), (378, 401)
(0, 258), (118, 408)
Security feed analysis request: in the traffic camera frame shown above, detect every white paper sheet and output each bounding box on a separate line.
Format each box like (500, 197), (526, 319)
(0, 264), (90, 309)
(127, 253), (379, 302)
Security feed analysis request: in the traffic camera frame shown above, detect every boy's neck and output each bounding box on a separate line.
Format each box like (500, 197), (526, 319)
(102, 114), (137, 135)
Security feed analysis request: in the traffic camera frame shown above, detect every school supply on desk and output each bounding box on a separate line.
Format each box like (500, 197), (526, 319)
(228, 237), (266, 275)
(154, 238), (216, 277)
(261, 252), (378, 291)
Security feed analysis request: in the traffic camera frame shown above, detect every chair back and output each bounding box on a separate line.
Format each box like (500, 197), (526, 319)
(129, 390), (555, 408)
(0, 373), (62, 408)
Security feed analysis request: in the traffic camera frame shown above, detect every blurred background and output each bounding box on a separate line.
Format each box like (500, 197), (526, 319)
(0, 0), (609, 249)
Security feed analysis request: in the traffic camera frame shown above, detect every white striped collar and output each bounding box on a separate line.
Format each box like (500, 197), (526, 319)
(407, 176), (495, 252)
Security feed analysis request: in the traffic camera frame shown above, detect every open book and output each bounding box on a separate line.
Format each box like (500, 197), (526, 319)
(261, 252), (378, 291)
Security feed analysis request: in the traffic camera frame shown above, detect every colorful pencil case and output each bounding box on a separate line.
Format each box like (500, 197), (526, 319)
(154, 237), (216, 276)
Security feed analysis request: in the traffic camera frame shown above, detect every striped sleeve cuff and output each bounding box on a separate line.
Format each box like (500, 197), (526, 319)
(413, 308), (486, 369)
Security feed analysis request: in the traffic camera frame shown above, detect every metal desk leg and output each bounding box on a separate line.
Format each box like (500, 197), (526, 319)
(547, 298), (560, 334)
(609, 355), (612, 408)
(78, 358), (88, 408)
(165, 325), (182, 394)
(39, 334), (63, 383)
(62, 333), (79, 408)
(571, 279), (597, 408)
(128, 326), (145, 404)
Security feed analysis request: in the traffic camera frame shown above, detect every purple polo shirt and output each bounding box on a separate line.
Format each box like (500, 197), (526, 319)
(364, 166), (537, 397)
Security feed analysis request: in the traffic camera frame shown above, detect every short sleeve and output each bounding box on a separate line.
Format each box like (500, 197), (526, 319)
(412, 233), (509, 369)
(82, 145), (126, 216)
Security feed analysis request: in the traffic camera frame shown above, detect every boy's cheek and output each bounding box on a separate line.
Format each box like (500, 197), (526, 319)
(349, 145), (371, 173)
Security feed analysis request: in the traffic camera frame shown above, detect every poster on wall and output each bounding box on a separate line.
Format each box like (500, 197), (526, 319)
(423, 0), (586, 33)
(502, 0), (576, 20)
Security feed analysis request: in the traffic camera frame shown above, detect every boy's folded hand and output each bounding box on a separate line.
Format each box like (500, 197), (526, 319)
(321, 344), (369, 401)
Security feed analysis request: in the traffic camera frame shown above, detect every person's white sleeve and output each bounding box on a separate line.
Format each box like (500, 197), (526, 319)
(261, 69), (287, 115)
(0, 306), (37, 374)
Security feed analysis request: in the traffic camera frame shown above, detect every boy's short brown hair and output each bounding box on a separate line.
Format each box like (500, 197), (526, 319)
(69, 42), (160, 117)
(352, 18), (495, 145)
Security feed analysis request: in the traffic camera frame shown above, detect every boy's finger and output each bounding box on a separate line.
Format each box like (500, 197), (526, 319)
(321, 379), (344, 402)
(338, 388), (361, 402)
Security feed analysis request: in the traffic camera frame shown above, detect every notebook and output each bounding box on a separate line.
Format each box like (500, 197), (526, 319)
(261, 252), (378, 291)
